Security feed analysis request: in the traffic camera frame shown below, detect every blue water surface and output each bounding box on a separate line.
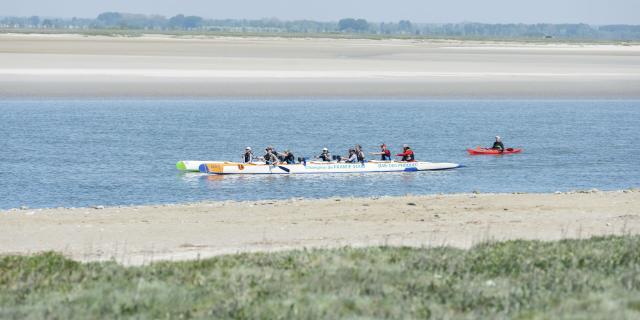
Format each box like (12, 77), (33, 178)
(0, 99), (638, 209)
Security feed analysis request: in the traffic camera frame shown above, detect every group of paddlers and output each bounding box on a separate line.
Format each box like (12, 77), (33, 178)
(242, 144), (416, 164)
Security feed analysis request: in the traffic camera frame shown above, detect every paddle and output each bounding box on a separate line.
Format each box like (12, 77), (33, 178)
(277, 165), (291, 173)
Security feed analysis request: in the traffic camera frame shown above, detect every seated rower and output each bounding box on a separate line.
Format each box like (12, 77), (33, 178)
(282, 150), (295, 164)
(355, 144), (366, 162)
(262, 148), (279, 165)
(343, 149), (358, 163)
(242, 147), (254, 163)
(491, 136), (505, 153)
(370, 144), (391, 161)
(396, 144), (415, 162)
(317, 148), (331, 162)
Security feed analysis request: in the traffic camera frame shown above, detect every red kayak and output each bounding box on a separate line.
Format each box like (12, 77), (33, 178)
(467, 147), (523, 155)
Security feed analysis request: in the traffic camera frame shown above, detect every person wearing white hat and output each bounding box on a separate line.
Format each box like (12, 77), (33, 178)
(317, 147), (331, 162)
(242, 147), (254, 163)
(491, 136), (505, 153)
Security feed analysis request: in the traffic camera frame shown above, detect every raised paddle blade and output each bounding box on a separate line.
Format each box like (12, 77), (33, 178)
(278, 166), (291, 173)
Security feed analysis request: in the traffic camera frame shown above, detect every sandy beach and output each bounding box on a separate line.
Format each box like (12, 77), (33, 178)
(1, 34), (639, 98)
(1, 190), (638, 265)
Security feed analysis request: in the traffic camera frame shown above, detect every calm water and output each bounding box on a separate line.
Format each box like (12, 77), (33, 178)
(1, 99), (638, 209)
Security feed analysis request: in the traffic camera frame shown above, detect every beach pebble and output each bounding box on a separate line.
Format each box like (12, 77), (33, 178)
(407, 202), (416, 206)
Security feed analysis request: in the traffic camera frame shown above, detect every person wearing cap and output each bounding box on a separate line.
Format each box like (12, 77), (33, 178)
(317, 148), (331, 162)
(242, 147), (254, 163)
(370, 144), (391, 161)
(396, 144), (415, 162)
(491, 136), (505, 153)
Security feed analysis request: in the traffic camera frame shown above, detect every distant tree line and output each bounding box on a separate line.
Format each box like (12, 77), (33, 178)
(1, 12), (639, 40)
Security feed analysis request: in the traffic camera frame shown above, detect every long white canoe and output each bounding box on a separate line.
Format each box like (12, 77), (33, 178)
(198, 160), (461, 175)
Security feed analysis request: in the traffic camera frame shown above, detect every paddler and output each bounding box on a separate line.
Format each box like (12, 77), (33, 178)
(370, 144), (391, 161)
(282, 150), (295, 164)
(355, 144), (366, 162)
(317, 148), (331, 162)
(344, 148), (358, 163)
(396, 144), (415, 162)
(491, 136), (505, 153)
(242, 147), (254, 163)
(262, 147), (279, 165)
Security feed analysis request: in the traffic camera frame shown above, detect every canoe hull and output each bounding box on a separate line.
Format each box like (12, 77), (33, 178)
(176, 160), (224, 172)
(199, 161), (461, 175)
(467, 148), (522, 155)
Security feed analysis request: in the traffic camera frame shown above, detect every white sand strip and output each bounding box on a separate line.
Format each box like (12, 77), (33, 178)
(1, 35), (639, 97)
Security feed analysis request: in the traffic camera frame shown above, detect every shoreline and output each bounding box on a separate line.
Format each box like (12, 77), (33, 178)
(2, 190), (638, 265)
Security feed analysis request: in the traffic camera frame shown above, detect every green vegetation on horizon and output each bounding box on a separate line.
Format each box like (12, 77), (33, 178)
(2, 12), (640, 41)
(2, 236), (640, 319)
(4, 28), (640, 46)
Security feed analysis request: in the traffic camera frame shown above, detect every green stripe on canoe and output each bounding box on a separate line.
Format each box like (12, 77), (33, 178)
(176, 161), (187, 171)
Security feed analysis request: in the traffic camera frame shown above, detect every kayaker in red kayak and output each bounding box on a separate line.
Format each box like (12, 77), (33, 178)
(491, 136), (505, 153)
(396, 144), (415, 162)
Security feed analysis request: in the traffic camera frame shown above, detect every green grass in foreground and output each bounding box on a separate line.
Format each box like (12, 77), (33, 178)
(1, 236), (640, 319)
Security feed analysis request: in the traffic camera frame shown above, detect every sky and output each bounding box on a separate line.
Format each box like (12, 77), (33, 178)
(2, 0), (640, 25)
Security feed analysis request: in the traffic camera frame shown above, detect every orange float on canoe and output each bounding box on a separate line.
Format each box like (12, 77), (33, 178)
(467, 147), (523, 155)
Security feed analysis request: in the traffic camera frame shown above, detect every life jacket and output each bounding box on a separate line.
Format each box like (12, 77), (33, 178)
(404, 149), (415, 161)
(244, 152), (253, 163)
(356, 151), (365, 162)
(381, 149), (391, 160)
